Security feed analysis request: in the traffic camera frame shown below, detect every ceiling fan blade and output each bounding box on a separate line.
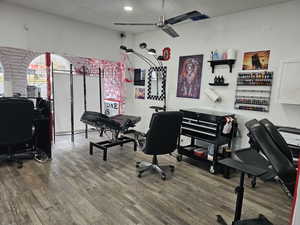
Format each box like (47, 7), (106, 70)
(165, 11), (209, 25)
(161, 25), (179, 38)
(114, 22), (156, 26)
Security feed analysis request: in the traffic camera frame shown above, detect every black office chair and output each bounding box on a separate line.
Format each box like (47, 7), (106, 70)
(136, 111), (183, 180)
(0, 97), (35, 168)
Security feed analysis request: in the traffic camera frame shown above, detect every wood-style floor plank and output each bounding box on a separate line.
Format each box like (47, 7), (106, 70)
(0, 133), (291, 225)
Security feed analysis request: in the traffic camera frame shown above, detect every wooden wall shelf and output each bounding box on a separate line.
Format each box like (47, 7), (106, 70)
(208, 59), (236, 73)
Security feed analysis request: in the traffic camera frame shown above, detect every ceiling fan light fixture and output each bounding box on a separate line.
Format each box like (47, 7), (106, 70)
(123, 6), (133, 12)
(148, 49), (156, 55)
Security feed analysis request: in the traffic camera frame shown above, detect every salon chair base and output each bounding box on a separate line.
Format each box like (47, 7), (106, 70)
(90, 136), (137, 161)
(217, 214), (273, 225)
(136, 155), (174, 180)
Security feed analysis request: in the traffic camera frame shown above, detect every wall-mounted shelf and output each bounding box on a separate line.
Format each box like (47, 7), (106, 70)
(235, 102), (269, 106)
(234, 106), (268, 112)
(234, 71), (273, 113)
(209, 83), (229, 86)
(208, 59), (236, 73)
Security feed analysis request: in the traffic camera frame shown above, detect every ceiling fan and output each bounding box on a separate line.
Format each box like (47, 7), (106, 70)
(113, 0), (209, 38)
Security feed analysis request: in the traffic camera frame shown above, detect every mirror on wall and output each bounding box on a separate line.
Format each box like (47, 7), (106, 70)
(147, 66), (166, 101)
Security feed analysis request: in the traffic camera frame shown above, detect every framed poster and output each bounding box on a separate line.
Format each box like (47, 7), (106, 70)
(176, 55), (203, 99)
(135, 88), (145, 99)
(242, 50), (270, 70)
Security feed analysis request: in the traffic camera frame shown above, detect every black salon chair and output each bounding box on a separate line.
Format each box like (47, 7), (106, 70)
(217, 119), (297, 225)
(0, 97), (35, 168)
(243, 119), (297, 196)
(136, 111), (183, 180)
(238, 119), (298, 189)
(260, 119), (297, 165)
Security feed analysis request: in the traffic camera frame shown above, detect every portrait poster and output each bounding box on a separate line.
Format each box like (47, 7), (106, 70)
(176, 55), (203, 99)
(242, 50), (270, 70)
(135, 88), (145, 99)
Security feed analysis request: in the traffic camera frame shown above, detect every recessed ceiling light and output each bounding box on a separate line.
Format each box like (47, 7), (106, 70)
(124, 6), (133, 12)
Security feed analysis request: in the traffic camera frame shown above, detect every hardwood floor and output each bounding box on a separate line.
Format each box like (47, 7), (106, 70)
(0, 133), (291, 225)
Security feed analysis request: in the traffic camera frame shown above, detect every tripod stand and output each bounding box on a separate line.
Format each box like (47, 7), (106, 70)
(217, 158), (274, 225)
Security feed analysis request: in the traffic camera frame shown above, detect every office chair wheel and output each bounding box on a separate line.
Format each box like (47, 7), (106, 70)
(161, 173), (167, 181)
(209, 165), (215, 174)
(137, 172), (142, 178)
(176, 155), (183, 162)
(169, 165), (175, 172)
(136, 162), (141, 168)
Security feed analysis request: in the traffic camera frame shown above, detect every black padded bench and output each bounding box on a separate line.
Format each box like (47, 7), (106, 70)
(81, 111), (141, 161)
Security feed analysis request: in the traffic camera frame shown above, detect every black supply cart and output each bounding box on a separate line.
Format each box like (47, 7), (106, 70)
(177, 108), (237, 177)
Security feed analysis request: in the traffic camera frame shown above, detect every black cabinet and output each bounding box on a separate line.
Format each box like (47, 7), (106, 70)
(178, 108), (237, 177)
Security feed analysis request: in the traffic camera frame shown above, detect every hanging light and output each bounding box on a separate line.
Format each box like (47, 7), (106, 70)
(148, 49), (157, 55)
(125, 49), (134, 54)
(120, 45), (127, 51)
(139, 43), (148, 49)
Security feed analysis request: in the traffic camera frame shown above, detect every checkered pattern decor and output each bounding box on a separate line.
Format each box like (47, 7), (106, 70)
(147, 66), (167, 101)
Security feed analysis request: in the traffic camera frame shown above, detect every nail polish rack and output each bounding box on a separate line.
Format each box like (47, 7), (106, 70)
(234, 71), (273, 112)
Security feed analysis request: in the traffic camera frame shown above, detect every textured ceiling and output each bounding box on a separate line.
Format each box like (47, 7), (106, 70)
(4, 0), (291, 33)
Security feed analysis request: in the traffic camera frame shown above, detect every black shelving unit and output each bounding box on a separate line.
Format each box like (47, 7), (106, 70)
(209, 83), (229, 86)
(234, 71), (273, 112)
(177, 108), (237, 178)
(208, 59), (236, 73)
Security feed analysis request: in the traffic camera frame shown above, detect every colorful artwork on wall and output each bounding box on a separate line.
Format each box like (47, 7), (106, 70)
(135, 88), (145, 99)
(176, 55), (203, 99)
(242, 50), (270, 70)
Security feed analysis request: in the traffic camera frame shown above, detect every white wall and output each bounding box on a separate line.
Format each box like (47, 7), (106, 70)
(126, 0), (300, 148)
(0, 2), (133, 61)
(0, 2), (134, 96)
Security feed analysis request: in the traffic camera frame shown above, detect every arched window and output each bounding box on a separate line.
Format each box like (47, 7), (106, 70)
(0, 62), (4, 97)
(27, 54), (69, 98)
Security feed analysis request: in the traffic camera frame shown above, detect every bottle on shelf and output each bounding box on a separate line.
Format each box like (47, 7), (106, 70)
(214, 76), (218, 85)
(217, 76), (221, 84)
(212, 50), (219, 60)
(220, 76), (224, 84)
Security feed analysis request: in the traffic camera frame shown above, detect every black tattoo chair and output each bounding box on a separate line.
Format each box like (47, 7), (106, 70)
(260, 118), (298, 165)
(217, 119), (296, 225)
(136, 111), (183, 180)
(0, 97), (35, 168)
(238, 119), (298, 190)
